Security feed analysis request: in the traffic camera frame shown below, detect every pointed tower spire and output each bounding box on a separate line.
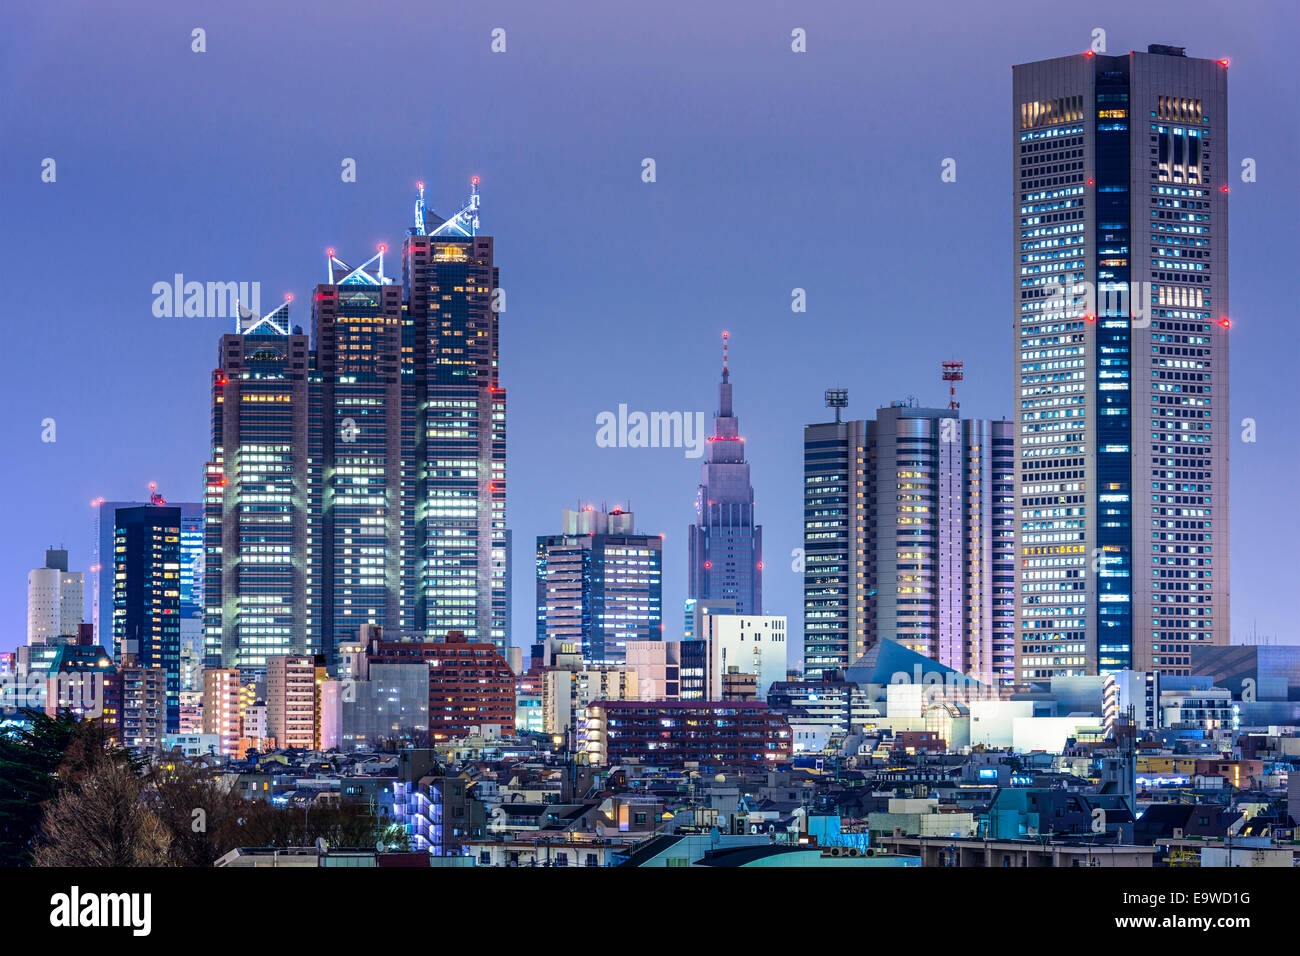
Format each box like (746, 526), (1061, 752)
(718, 331), (733, 418)
(690, 330), (762, 616)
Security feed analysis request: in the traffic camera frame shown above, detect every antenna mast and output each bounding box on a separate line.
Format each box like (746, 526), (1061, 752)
(824, 388), (848, 424)
(942, 361), (964, 411)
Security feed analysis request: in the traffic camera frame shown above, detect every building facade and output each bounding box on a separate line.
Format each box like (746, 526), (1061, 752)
(579, 700), (791, 768)
(803, 402), (1015, 685)
(700, 613), (788, 700)
(26, 549), (83, 646)
(266, 654), (319, 750)
(93, 498), (201, 656)
(204, 308), (317, 673)
(402, 183), (508, 650)
(113, 504), (182, 730)
(202, 667), (243, 757)
(536, 507), (663, 665)
(1012, 46), (1230, 679)
(314, 269), (405, 656)
(365, 632), (515, 740)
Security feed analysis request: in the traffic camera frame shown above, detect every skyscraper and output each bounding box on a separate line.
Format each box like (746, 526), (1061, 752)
(93, 497), (201, 670)
(203, 181), (510, 671)
(113, 503), (181, 730)
(688, 333), (762, 616)
(314, 254), (405, 654)
(26, 548), (83, 645)
(402, 181), (509, 650)
(536, 507), (663, 665)
(1012, 45), (1229, 679)
(204, 304), (318, 672)
(802, 399), (1015, 684)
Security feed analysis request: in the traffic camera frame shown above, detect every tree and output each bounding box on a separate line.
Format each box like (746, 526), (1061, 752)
(145, 759), (250, 867)
(0, 711), (83, 866)
(33, 759), (171, 866)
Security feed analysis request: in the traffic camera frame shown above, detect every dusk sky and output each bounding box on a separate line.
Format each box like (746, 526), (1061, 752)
(2, 0), (1296, 656)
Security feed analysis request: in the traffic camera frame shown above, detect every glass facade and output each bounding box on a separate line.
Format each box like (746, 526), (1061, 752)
(1013, 48), (1229, 680)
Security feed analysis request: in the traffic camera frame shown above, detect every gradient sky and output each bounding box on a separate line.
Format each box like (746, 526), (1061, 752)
(2, 0), (1296, 656)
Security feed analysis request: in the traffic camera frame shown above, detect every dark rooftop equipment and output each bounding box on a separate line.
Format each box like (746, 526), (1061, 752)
(1147, 44), (1187, 57)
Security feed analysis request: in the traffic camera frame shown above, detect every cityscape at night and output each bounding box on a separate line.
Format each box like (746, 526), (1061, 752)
(2, 0), (1297, 933)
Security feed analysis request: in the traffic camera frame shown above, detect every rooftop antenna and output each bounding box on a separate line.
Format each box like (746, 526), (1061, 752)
(942, 361), (964, 411)
(722, 330), (729, 382)
(824, 388), (849, 424)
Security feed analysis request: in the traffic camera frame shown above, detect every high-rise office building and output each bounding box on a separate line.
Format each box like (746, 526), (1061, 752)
(204, 305), (318, 673)
(803, 400), (1015, 684)
(314, 257), (405, 653)
(1012, 45), (1229, 679)
(113, 503), (182, 730)
(26, 548), (83, 645)
(536, 507), (663, 665)
(93, 498), (200, 648)
(402, 181), (509, 650)
(203, 182), (509, 670)
(688, 333), (762, 616)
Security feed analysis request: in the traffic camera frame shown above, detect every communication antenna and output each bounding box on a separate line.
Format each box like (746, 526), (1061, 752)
(824, 388), (848, 423)
(942, 361), (965, 411)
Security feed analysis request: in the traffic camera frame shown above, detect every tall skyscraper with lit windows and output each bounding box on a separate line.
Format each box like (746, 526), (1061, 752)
(688, 333), (762, 617)
(204, 182), (510, 671)
(113, 503), (182, 730)
(402, 181), (509, 651)
(803, 399), (1015, 684)
(1012, 45), (1229, 680)
(204, 303), (319, 673)
(314, 255), (405, 657)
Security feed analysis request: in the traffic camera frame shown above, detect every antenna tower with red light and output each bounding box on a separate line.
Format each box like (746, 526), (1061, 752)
(942, 360), (964, 411)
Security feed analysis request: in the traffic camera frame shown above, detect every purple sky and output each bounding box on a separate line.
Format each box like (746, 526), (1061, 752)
(2, 0), (1296, 655)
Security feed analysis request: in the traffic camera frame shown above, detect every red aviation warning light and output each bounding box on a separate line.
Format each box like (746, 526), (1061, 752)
(1218, 318), (1231, 328)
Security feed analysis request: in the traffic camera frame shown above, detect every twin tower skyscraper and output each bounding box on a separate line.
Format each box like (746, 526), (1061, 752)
(203, 182), (508, 673)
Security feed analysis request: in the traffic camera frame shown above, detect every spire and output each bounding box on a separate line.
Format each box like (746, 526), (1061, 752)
(413, 181), (426, 236)
(718, 331), (733, 419)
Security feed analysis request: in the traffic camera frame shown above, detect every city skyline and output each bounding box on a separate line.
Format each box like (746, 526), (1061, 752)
(4, 1), (1296, 661)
